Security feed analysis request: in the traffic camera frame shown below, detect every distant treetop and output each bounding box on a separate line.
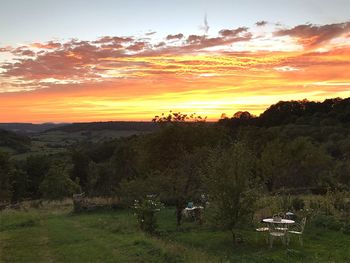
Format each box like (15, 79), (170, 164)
(152, 111), (207, 123)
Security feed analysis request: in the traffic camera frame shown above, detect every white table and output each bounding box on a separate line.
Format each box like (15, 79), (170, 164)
(263, 218), (295, 224)
(185, 206), (203, 211)
(263, 218), (295, 232)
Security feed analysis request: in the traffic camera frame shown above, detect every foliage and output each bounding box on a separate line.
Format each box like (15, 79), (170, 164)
(275, 190), (292, 212)
(10, 168), (28, 202)
(86, 161), (116, 197)
(204, 142), (259, 243)
(260, 137), (332, 191)
(0, 151), (12, 202)
(342, 222), (350, 235)
(24, 155), (51, 199)
(3, 97), (350, 214)
(291, 196), (305, 211)
(157, 149), (210, 225)
(71, 150), (90, 191)
(133, 197), (164, 234)
(152, 111), (207, 123)
(312, 214), (343, 231)
(0, 129), (30, 154)
(39, 164), (81, 201)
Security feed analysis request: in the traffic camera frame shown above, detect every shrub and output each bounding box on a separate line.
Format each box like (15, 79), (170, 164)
(204, 142), (259, 244)
(40, 165), (81, 201)
(292, 196), (305, 211)
(312, 214), (342, 231)
(321, 190), (336, 215)
(133, 196), (164, 234)
(342, 222), (350, 235)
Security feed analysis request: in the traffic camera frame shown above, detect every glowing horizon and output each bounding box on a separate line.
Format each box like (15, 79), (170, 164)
(1, 7), (350, 122)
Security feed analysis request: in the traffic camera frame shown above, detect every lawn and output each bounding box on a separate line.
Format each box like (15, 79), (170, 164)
(1, 205), (349, 263)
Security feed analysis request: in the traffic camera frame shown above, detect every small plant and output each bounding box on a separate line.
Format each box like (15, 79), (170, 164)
(133, 196), (164, 234)
(275, 190), (291, 212)
(312, 214), (343, 231)
(292, 196), (305, 211)
(342, 222), (350, 235)
(322, 190), (336, 215)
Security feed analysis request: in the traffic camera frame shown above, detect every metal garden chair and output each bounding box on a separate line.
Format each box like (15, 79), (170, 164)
(287, 217), (307, 246)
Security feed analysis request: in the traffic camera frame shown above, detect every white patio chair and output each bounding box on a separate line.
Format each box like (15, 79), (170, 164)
(255, 223), (270, 244)
(288, 217), (307, 246)
(269, 222), (287, 248)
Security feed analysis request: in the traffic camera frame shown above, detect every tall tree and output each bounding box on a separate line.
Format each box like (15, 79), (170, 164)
(40, 164), (80, 201)
(0, 151), (12, 202)
(25, 155), (51, 199)
(205, 142), (258, 244)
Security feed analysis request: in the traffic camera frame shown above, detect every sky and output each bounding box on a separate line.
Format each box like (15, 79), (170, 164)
(0, 0), (350, 122)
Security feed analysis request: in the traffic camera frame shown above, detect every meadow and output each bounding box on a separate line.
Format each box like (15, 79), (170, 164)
(1, 202), (350, 263)
(1, 100), (350, 263)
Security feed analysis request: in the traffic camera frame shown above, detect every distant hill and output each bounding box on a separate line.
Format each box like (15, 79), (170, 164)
(47, 121), (158, 133)
(219, 97), (350, 128)
(0, 129), (31, 154)
(0, 123), (68, 134)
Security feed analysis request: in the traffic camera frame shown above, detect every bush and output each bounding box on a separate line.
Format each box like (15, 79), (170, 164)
(292, 196), (305, 211)
(133, 196), (164, 234)
(312, 214), (343, 231)
(342, 222), (350, 235)
(40, 165), (81, 201)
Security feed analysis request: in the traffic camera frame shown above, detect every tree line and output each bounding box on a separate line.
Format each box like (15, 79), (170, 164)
(1, 98), (350, 215)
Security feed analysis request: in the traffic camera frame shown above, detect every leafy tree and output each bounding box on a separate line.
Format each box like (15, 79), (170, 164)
(71, 150), (90, 190)
(119, 149), (208, 225)
(40, 164), (80, 201)
(10, 168), (28, 202)
(25, 155), (51, 198)
(205, 142), (258, 244)
(157, 149), (209, 225)
(0, 151), (12, 202)
(111, 140), (139, 182)
(259, 139), (288, 191)
(260, 137), (332, 191)
(86, 161), (116, 196)
(146, 112), (225, 171)
(152, 111), (207, 123)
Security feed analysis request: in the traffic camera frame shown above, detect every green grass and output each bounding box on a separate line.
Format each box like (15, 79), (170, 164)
(1, 206), (349, 263)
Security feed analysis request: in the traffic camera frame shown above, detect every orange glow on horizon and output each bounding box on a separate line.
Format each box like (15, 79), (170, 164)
(1, 23), (350, 123)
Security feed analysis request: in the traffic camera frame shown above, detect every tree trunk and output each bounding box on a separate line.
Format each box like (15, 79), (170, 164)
(231, 229), (236, 245)
(176, 202), (183, 226)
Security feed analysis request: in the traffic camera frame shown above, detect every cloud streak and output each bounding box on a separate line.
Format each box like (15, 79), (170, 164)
(0, 21), (350, 122)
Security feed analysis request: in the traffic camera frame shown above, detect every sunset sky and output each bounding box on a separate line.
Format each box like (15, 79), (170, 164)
(1, 0), (350, 123)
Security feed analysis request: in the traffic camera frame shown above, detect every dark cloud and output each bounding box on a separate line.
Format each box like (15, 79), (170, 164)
(154, 42), (166, 48)
(274, 22), (350, 47)
(166, 33), (184, 41)
(127, 41), (147, 51)
(12, 47), (36, 57)
(256, 21), (268, 26)
(5, 21), (349, 85)
(93, 36), (133, 44)
(219, 27), (248, 37)
(0, 26), (255, 82)
(187, 35), (205, 44)
(145, 31), (157, 36)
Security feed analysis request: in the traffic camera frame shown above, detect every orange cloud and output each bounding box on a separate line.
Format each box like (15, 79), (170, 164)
(0, 22), (350, 122)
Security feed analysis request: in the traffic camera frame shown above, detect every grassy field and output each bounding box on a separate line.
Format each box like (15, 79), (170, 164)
(1, 204), (350, 263)
(10, 130), (147, 160)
